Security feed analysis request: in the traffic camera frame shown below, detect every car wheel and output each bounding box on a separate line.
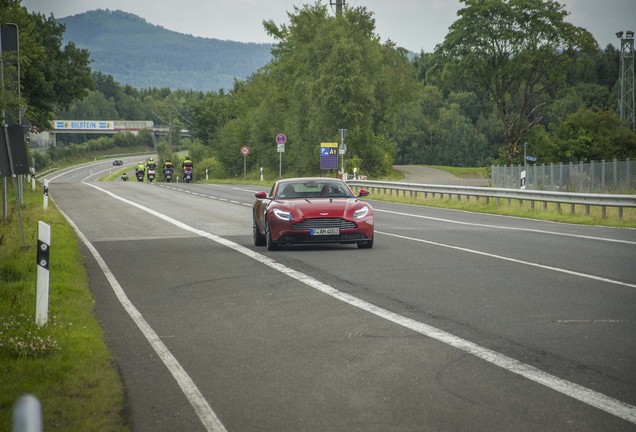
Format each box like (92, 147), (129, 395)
(253, 216), (266, 246)
(265, 220), (279, 251)
(357, 230), (374, 249)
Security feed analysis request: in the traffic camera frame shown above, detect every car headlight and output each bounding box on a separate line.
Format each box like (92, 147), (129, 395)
(273, 208), (294, 221)
(353, 206), (369, 219)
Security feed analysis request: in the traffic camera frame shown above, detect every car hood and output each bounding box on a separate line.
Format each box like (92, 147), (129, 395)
(280, 198), (366, 219)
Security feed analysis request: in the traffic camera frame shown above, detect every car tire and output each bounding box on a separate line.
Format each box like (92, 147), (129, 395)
(253, 216), (266, 246)
(265, 220), (279, 251)
(357, 231), (374, 249)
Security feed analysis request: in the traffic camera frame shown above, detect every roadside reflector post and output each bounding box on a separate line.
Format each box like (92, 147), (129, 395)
(36, 221), (50, 327)
(43, 179), (49, 210)
(12, 394), (42, 432)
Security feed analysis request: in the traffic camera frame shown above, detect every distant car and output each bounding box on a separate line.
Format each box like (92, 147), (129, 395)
(253, 177), (374, 250)
(112, 160), (123, 166)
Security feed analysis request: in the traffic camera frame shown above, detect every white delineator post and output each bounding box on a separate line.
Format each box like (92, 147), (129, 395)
(36, 221), (51, 327)
(43, 179), (49, 210)
(12, 394), (42, 432)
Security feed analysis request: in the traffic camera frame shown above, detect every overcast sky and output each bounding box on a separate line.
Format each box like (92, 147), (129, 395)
(20, 0), (636, 52)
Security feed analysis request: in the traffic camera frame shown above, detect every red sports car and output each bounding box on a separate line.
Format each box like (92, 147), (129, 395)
(253, 177), (374, 250)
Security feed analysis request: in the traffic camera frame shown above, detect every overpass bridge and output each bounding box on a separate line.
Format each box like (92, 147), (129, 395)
(30, 120), (190, 147)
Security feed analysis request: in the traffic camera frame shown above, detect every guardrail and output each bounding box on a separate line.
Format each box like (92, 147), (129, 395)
(346, 180), (636, 219)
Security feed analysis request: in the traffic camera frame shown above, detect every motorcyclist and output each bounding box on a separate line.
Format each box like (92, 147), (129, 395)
(146, 157), (157, 171)
(163, 159), (174, 174)
(135, 161), (145, 175)
(181, 155), (193, 180)
(121, 172), (129, 181)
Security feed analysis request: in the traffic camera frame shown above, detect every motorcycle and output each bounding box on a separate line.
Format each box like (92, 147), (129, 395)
(183, 168), (193, 183)
(147, 168), (156, 183)
(136, 170), (145, 182)
(164, 168), (173, 182)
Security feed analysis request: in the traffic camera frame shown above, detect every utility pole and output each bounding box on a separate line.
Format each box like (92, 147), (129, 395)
(330, 0), (345, 16)
(616, 30), (635, 132)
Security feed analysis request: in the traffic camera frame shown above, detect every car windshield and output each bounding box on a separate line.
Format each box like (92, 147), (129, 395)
(276, 181), (353, 199)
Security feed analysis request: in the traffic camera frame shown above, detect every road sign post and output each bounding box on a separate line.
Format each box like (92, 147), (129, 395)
(339, 128), (347, 177)
(240, 146), (250, 179)
(276, 134), (286, 178)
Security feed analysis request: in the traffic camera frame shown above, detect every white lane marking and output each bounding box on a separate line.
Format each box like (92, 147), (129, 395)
(377, 230), (636, 289)
(46, 161), (107, 182)
(81, 181), (636, 424)
(375, 208), (636, 245)
(56, 199), (227, 432)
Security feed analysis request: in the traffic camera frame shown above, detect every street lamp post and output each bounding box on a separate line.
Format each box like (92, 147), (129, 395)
(616, 30), (635, 131)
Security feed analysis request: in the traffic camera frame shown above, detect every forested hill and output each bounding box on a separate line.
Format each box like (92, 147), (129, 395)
(59, 9), (273, 91)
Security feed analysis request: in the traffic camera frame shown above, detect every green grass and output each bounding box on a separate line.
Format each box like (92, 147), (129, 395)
(0, 180), (127, 431)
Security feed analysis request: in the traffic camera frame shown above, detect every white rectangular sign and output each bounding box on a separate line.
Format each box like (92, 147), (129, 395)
(53, 120), (114, 130)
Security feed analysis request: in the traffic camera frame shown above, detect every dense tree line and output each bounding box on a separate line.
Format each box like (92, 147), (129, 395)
(5, 0), (636, 179)
(1, 0), (93, 129)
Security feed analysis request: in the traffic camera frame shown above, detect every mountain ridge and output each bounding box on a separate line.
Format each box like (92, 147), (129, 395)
(59, 9), (273, 92)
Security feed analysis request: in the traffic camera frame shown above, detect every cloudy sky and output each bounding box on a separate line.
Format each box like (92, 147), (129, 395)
(20, 0), (636, 52)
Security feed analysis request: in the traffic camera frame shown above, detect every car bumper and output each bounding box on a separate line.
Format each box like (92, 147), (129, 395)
(271, 218), (373, 244)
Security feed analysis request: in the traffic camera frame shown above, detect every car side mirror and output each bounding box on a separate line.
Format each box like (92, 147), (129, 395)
(255, 191), (268, 199)
(357, 189), (369, 197)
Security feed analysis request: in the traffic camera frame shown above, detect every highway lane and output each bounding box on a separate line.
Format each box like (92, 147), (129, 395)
(42, 160), (636, 431)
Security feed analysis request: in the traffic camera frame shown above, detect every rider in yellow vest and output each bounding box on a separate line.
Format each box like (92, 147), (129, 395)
(181, 155), (193, 179)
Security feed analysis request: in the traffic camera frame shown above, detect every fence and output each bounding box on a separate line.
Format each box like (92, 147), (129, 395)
(491, 159), (634, 193)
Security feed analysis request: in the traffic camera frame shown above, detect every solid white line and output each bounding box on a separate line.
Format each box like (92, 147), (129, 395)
(79, 181), (636, 424)
(376, 230), (636, 289)
(46, 160), (106, 182)
(375, 208), (636, 245)
(55, 196), (227, 432)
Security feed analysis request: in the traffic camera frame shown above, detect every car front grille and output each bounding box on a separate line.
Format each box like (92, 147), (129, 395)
(292, 218), (357, 230)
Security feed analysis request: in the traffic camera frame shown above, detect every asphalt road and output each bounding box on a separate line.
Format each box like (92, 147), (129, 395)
(393, 165), (490, 186)
(43, 160), (636, 432)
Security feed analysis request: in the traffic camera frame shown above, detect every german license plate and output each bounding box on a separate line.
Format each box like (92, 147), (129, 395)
(310, 228), (339, 235)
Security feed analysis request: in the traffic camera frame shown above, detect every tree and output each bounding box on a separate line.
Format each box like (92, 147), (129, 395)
(190, 90), (230, 144)
(435, 104), (490, 166)
(1, 1), (94, 129)
(437, 0), (597, 165)
(544, 108), (636, 161)
(211, 3), (421, 178)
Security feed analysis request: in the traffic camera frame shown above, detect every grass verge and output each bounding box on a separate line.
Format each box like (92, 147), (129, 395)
(0, 180), (127, 431)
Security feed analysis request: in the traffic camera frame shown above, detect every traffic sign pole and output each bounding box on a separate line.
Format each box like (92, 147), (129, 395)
(339, 128), (347, 178)
(276, 134), (286, 178)
(240, 146), (250, 179)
